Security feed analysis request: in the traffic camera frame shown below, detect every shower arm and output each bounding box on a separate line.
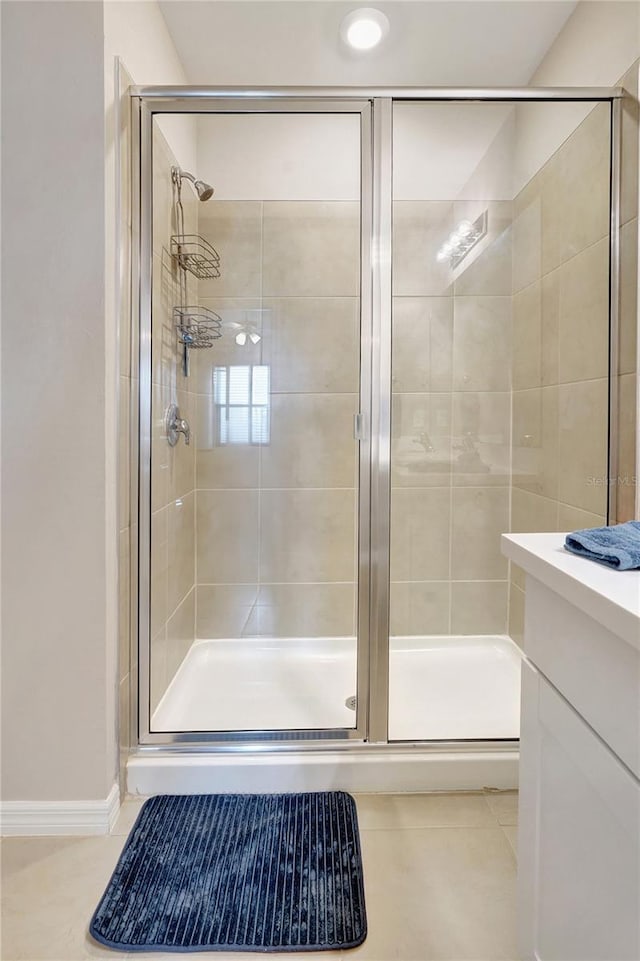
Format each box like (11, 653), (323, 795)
(171, 166), (214, 202)
(173, 167), (196, 188)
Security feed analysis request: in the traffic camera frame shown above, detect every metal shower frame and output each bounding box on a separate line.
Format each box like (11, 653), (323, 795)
(130, 85), (624, 752)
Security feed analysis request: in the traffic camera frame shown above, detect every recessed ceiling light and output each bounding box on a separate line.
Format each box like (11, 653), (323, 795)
(340, 8), (390, 51)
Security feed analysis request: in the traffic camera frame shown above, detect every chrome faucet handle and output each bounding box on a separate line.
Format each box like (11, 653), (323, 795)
(177, 417), (191, 446)
(166, 404), (191, 447)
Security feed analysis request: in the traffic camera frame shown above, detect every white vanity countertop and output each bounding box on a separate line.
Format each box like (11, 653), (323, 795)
(502, 533), (640, 650)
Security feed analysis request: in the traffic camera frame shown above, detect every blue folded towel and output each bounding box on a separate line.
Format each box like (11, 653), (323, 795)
(564, 521), (640, 570)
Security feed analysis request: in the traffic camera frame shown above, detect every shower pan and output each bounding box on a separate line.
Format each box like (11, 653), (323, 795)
(127, 86), (623, 795)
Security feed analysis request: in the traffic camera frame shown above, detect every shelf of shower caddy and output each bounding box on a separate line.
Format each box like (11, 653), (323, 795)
(171, 234), (220, 279)
(174, 306), (222, 348)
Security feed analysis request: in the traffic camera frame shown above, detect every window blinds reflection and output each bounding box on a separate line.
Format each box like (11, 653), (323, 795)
(213, 365), (270, 445)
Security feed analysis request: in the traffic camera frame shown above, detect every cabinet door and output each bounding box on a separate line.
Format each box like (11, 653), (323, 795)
(518, 661), (640, 961)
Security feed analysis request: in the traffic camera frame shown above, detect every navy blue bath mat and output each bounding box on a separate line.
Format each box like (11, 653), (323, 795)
(90, 792), (366, 953)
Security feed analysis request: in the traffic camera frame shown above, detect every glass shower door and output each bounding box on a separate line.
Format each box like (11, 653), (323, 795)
(144, 106), (368, 737)
(140, 91), (615, 748)
(388, 99), (612, 742)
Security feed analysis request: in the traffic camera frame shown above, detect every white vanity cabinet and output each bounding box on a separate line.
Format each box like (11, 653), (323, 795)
(502, 533), (640, 961)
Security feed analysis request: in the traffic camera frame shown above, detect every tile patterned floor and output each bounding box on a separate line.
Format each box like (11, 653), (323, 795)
(1, 791), (519, 961)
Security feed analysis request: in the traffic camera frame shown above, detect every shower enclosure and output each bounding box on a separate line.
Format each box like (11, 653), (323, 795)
(128, 87), (622, 790)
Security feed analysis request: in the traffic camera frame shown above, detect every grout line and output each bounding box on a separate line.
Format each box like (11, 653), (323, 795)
(358, 824), (515, 834)
(555, 498), (607, 515)
(392, 388), (510, 396)
(192, 390), (361, 398)
(393, 577), (510, 585)
(513, 229), (611, 300)
(201, 199), (359, 206)
(193, 577), (510, 586)
(194, 487), (359, 493)
(196, 581), (357, 587)
(165, 585), (196, 630)
(511, 486), (607, 524)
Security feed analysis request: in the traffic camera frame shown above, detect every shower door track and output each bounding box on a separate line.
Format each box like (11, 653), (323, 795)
(131, 85), (624, 753)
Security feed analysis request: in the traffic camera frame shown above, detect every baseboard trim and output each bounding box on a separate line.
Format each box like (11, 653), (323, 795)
(0, 783), (120, 837)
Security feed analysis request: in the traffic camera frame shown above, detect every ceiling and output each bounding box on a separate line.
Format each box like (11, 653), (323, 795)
(159, 0), (578, 87)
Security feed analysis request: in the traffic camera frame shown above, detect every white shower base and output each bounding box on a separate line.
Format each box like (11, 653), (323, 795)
(151, 634), (521, 741)
(128, 635), (520, 796)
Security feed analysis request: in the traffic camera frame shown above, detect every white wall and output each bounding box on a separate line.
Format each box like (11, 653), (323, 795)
(104, 0), (196, 171)
(398, 2), (640, 204)
(1, 1), (115, 802)
(394, 103), (515, 202)
(196, 113), (360, 201)
(195, 105), (517, 202)
(515, 1), (640, 191)
(158, 0), (577, 88)
(533, 0), (640, 87)
(0, 0), (195, 807)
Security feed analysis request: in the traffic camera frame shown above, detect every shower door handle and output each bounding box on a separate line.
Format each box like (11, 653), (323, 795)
(353, 412), (367, 442)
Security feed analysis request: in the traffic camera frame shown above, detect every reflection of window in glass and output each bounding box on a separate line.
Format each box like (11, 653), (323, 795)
(213, 366), (270, 445)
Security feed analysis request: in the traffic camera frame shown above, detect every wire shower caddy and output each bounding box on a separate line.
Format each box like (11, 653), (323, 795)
(170, 166), (222, 369)
(170, 234), (220, 280)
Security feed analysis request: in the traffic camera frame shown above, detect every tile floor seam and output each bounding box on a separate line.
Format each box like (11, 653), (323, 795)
(360, 824), (515, 832)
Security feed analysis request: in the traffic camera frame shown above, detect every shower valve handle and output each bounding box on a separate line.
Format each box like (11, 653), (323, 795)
(166, 404), (191, 446)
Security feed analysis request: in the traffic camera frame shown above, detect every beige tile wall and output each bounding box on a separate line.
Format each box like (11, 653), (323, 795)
(509, 100), (621, 645)
(194, 201), (360, 640)
(149, 128), (199, 713)
(390, 201), (513, 636)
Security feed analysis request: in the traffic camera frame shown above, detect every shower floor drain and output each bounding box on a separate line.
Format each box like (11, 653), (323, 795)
(345, 695), (356, 711)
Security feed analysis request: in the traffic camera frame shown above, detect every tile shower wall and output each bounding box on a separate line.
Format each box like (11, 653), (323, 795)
(391, 201), (513, 636)
(149, 127), (199, 712)
(509, 101), (615, 644)
(194, 201), (360, 639)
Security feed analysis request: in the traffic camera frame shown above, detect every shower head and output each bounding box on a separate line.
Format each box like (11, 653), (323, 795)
(193, 179), (214, 202)
(172, 166), (214, 202)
